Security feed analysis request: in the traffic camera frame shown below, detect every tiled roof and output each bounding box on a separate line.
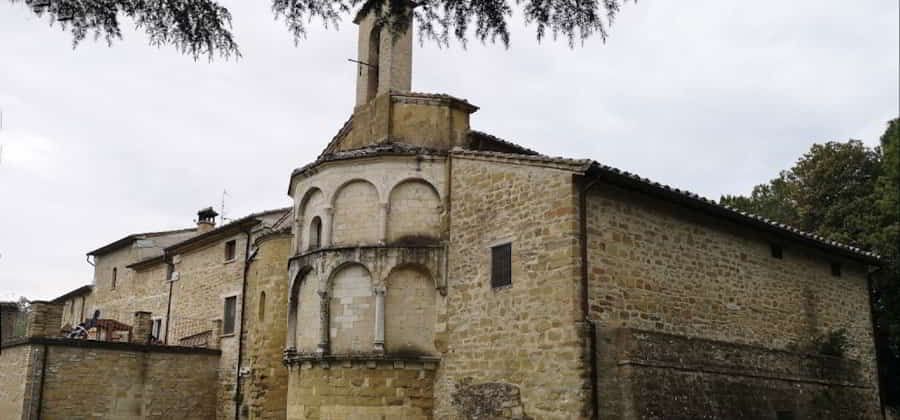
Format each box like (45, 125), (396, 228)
(587, 161), (880, 262)
(51, 285), (94, 303)
(449, 142), (880, 263)
(467, 131), (540, 156)
(87, 227), (198, 256)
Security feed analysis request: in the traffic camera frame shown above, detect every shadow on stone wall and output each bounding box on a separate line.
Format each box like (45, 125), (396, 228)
(451, 378), (532, 420)
(597, 328), (880, 420)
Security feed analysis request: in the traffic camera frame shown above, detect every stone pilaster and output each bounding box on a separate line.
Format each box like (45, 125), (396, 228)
(322, 207), (334, 248)
(373, 287), (386, 354)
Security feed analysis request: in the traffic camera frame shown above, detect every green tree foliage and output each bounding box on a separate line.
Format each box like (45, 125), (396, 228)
(8, 0), (629, 59)
(722, 140), (883, 248)
(721, 119), (900, 406)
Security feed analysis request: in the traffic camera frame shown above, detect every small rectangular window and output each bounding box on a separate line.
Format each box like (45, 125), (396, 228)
(151, 319), (162, 340)
(224, 240), (237, 262)
(491, 243), (512, 289)
(831, 262), (842, 277)
(770, 244), (783, 259)
(111, 267), (118, 289)
(223, 296), (237, 335)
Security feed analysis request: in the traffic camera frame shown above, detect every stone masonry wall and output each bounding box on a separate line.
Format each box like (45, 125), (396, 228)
(287, 360), (435, 420)
(242, 233), (292, 419)
(586, 184), (882, 418)
(437, 155), (588, 419)
(39, 341), (218, 419)
(0, 344), (32, 420)
(169, 232), (246, 420)
(329, 264), (376, 354)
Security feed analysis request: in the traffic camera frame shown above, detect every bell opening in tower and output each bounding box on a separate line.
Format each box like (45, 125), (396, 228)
(366, 25), (381, 102)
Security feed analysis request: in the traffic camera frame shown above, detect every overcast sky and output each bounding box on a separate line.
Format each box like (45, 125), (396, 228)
(1, 0), (897, 301)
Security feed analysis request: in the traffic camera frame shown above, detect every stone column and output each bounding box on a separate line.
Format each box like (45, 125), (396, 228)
(317, 290), (330, 355)
(373, 287), (386, 353)
(131, 311), (153, 344)
(322, 207), (334, 247)
(379, 203), (389, 244)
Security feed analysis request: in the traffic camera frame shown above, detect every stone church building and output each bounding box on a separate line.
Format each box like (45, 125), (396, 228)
(0, 9), (886, 420)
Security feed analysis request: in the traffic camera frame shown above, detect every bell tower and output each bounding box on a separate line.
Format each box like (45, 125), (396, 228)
(354, 11), (412, 107)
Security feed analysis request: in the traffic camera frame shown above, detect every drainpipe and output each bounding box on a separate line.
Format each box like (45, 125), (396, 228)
(579, 175), (601, 420)
(163, 254), (174, 345)
(234, 229), (254, 420)
(866, 265), (887, 420)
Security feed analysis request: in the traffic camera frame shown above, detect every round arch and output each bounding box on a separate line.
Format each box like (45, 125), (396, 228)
(383, 263), (438, 355)
(387, 178), (443, 244)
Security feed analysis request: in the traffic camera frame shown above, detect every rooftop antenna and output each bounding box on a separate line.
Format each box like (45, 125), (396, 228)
(220, 189), (231, 224)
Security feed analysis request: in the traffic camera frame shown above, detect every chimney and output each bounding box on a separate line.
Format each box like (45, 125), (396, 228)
(197, 207), (218, 233)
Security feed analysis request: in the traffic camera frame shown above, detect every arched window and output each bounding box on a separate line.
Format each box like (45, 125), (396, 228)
(309, 216), (322, 250)
(366, 25), (381, 101)
(257, 291), (267, 322)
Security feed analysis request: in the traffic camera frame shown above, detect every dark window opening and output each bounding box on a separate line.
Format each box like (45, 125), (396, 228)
(258, 291), (267, 322)
(225, 240), (237, 261)
(366, 25), (381, 101)
(491, 243), (512, 289)
(223, 296), (237, 335)
(776, 411), (795, 420)
(309, 216), (322, 250)
(831, 262), (842, 277)
(111, 267), (117, 289)
(770, 243), (783, 259)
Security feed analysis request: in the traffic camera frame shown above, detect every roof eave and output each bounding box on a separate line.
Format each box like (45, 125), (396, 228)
(585, 163), (881, 265)
(165, 218), (261, 255)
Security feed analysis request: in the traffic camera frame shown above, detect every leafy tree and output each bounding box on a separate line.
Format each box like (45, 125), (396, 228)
(7, 0), (630, 59)
(721, 121), (900, 407)
(721, 140), (883, 248)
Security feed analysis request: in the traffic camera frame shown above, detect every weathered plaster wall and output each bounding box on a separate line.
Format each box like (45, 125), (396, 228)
(58, 293), (94, 330)
(293, 272), (321, 352)
(329, 264), (375, 353)
(388, 180), (442, 243)
(332, 181), (380, 246)
(586, 184), (882, 418)
(437, 155), (587, 420)
(385, 266), (437, 355)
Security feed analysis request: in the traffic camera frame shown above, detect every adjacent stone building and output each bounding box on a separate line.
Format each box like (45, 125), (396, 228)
(281, 9), (886, 420)
(2, 8), (888, 420)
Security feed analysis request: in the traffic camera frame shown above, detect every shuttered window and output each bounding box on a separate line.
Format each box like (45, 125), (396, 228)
(491, 243), (512, 289)
(224, 240), (237, 261)
(223, 296), (237, 334)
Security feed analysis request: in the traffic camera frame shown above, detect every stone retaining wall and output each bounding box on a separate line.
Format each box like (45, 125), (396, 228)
(0, 338), (219, 420)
